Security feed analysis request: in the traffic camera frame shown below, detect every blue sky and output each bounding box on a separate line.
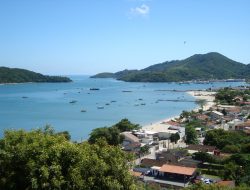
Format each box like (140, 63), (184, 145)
(0, 0), (250, 75)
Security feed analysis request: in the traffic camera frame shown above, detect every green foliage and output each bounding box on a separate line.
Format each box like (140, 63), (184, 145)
(195, 99), (207, 111)
(139, 145), (150, 155)
(0, 127), (136, 190)
(88, 126), (124, 146)
(88, 119), (140, 146)
(222, 154), (250, 185)
(170, 133), (180, 144)
(192, 152), (217, 163)
(241, 143), (250, 153)
(56, 131), (71, 141)
(185, 125), (198, 144)
(222, 145), (240, 154)
(113, 118), (141, 132)
(92, 52), (250, 82)
(185, 183), (250, 190)
(215, 87), (250, 105)
(0, 67), (72, 83)
(203, 129), (250, 151)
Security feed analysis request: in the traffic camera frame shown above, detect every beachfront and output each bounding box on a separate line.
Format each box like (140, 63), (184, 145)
(142, 90), (216, 132)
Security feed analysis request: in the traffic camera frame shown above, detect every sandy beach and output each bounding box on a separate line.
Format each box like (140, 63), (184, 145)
(142, 90), (216, 132)
(186, 90), (216, 111)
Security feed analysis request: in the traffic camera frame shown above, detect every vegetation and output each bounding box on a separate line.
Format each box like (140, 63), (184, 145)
(203, 129), (250, 152)
(88, 126), (124, 145)
(195, 99), (207, 111)
(170, 133), (180, 144)
(215, 87), (250, 105)
(114, 118), (141, 132)
(88, 118), (140, 145)
(0, 126), (136, 190)
(185, 125), (198, 144)
(192, 152), (218, 163)
(0, 67), (72, 83)
(92, 52), (250, 82)
(185, 183), (250, 190)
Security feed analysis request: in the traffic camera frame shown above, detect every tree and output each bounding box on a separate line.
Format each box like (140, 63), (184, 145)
(113, 118), (140, 132)
(139, 145), (150, 155)
(222, 145), (240, 153)
(170, 133), (180, 144)
(185, 126), (198, 144)
(0, 128), (136, 190)
(88, 126), (124, 146)
(195, 99), (207, 111)
(192, 152), (216, 163)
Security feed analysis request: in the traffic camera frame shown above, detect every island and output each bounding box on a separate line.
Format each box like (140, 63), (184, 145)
(91, 52), (250, 82)
(0, 67), (72, 84)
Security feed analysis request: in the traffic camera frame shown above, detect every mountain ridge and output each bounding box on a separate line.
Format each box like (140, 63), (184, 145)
(0, 67), (72, 84)
(91, 52), (249, 82)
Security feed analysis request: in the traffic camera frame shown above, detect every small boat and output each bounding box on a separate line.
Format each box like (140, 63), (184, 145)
(122, 90), (132, 92)
(90, 88), (100, 91)
(97, 106), (104, 109)
(141, 103), (146, 106)
(80, 109), (86, 112)
(69, 100), (77, 104)
(22, 96), (28, 99)
(138, 98), (143, 101)
(111, 100), (116, 103)
(105, 103), (110, 106)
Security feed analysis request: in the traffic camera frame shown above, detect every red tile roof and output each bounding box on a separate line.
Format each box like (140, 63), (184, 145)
(159, 164), (196, 176)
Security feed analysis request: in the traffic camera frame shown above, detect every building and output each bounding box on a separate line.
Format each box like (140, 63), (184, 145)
(187, 144), (217, 155)
(235, 120), (250, 130)
(210, 111), (224, 120)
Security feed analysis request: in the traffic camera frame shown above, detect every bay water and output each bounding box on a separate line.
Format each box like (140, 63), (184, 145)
(0, 76), (246, 140)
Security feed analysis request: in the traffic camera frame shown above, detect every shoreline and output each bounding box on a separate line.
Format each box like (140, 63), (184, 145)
(142, 90), (216, 131)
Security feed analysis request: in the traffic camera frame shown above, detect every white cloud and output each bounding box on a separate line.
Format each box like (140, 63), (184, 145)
(130, 4), (150, 17)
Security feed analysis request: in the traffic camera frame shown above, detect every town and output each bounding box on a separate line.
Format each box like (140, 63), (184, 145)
(117, 86), (250, 189)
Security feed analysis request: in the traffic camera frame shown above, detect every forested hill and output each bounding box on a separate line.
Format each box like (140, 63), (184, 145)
(91, 52), (250, 82)
(0, 67), (72, 83)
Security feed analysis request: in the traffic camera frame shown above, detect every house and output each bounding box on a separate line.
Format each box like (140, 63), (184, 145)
(235, 120), (250, 130)
(143, 164), (197, 188)
(210, 111), (224, 120)
(187, 144), (217, 155)
(227, 119), (243, 130)
(132, 130), (157, 145)
(140, 158), (167, 168)
(157, 164), (197, 183)
(121, 132), (140, 146)
(121, 132), (141, 152)
(156, 149), (187, 164)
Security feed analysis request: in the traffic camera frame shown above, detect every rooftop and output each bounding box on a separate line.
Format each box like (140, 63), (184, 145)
(159, 164), (196, 176)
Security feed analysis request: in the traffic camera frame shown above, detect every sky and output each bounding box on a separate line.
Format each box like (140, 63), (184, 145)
(0, 0), (250, 75)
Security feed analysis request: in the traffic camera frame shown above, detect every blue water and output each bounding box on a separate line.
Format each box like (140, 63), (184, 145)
(0, 76), (246, 140)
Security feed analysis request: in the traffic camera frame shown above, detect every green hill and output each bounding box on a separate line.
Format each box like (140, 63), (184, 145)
(91, 52), (249, 82)
(0, 67), (72, 84)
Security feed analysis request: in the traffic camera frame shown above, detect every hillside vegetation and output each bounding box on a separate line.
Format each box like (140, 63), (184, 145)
(0, 67), (72, 83)
(91, 52), (249, 82)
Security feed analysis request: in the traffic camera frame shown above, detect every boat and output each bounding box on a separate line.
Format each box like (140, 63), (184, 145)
(80, 109), (86, 112)
(122, 90), (132, 92)
(97, 106), (104, 109)
(90, 88), (100, 91)
(69, 100), (77, 104)
(105, 103), (110, 105)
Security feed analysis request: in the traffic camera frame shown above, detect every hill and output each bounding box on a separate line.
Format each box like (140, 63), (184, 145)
(0, 67), (72, 84)
(91, 52), (249, 82)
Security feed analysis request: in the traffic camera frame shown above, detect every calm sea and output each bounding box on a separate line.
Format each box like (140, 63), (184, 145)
(0, 76), (246, 140)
